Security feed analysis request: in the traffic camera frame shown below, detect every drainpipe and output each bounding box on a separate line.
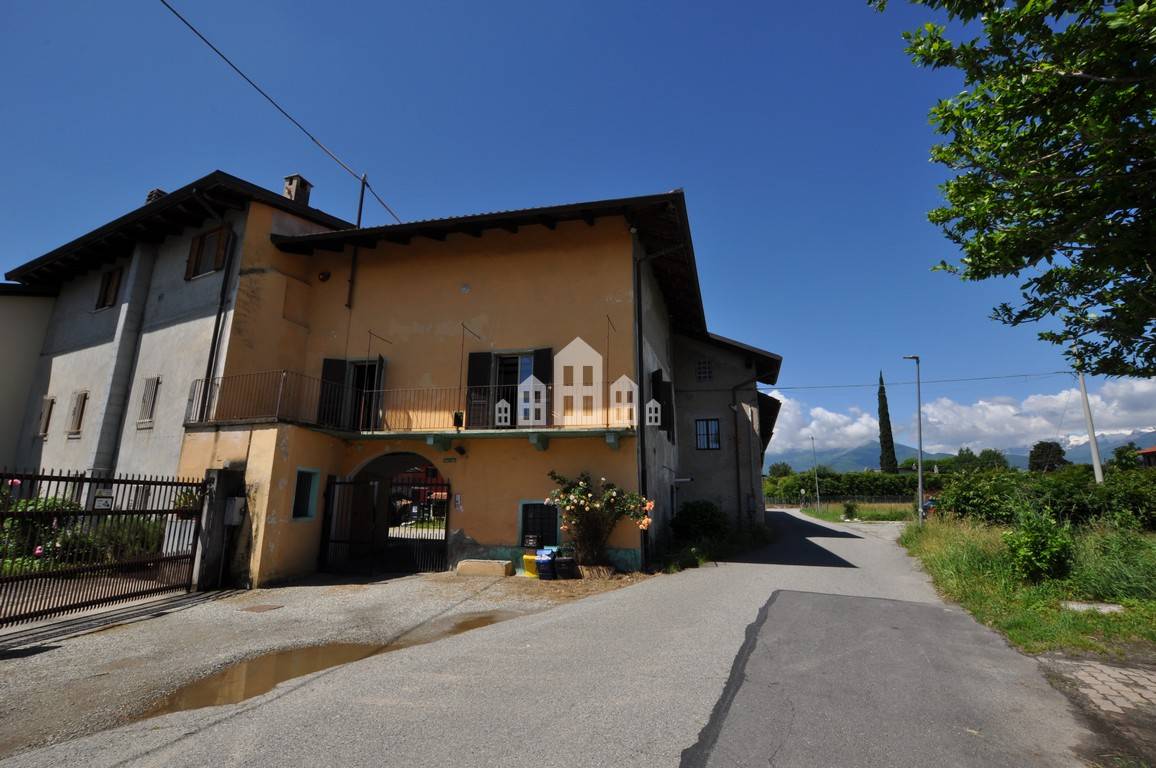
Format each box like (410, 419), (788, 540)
(631, 230), (649, 569)
(732, 374), (758, 529)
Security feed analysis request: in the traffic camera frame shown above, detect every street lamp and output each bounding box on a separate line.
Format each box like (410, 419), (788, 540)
(903, 355), (924, 523)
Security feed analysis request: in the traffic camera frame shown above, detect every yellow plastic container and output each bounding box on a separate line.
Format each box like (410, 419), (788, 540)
(522, 554), (539, 578)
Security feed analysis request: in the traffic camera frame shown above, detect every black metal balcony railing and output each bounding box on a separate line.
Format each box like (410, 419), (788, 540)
(186, 370), (638, 433)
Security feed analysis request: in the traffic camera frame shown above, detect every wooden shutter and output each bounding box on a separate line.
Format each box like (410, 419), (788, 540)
(213, 227), (232, 271)
(317, 358), (348, 427)
(38, 397), (54, 436)
(138, 377), (161, 424)
(185, 234), (200, 280)
(465, 352), (493, 428)
(532, 348), (552, 384)
(68, 391), (88, 434)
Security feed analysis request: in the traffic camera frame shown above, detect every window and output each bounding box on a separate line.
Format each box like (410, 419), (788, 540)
(95, 268), (122, 310)
(562, 365), (574, 387)
(582, 365), (594, 387)
(291, 469), (319, 519)
(520, 502), (558, 547)
(695, 418), (721, 450)
(37, 397), (55, 437)
(185, 226), (231, 280)
(67, 391), (88, 437)
(696, 359), (713, 383)
(137, 376), (161, 428)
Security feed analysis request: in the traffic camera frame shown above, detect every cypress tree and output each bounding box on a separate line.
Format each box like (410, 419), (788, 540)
(878, 371), (899, 473)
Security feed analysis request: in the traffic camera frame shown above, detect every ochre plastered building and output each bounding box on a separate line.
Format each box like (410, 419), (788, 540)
(4, 171), (782, 585)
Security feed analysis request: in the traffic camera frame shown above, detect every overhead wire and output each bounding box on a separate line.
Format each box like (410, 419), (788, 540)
(757, 370), (1070, 393)
(157, 0), (402, 224)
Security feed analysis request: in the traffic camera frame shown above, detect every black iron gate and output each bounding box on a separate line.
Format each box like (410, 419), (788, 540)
(321, 476), (450, 575)
(0, 470), (205, 627)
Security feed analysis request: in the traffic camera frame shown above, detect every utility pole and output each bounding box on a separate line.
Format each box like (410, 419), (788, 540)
(903, 355), (924, 523)
(810, 434), (821, 515)
(1076, 368), (1104, 484)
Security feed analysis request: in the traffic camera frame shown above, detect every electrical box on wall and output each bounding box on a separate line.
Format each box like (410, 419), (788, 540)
(224, 497), (247, 526)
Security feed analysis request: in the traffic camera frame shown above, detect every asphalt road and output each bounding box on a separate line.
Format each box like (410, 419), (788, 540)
(2, 510), (1092, 767)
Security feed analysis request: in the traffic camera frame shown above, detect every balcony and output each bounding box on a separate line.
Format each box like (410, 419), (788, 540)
(185, 370), (638, 448)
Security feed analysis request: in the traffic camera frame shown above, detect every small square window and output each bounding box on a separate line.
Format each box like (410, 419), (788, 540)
(95, 268), (122, 310)
(292, 469), (319, 519)
(695, 418), (721, 450)
(696, 359), (712, 383)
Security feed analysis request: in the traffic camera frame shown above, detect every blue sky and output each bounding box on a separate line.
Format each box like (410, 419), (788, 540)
(2, 1), (1152, 454)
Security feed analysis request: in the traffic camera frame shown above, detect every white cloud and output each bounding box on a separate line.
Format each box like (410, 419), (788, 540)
(766, 390), (879, 452)
(766, 378), (1156, 455)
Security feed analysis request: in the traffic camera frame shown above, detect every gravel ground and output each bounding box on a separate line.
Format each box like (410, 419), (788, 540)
(0, 571), (645, 760)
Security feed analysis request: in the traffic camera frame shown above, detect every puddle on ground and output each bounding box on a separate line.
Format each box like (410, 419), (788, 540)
(136, 611), (519, 721)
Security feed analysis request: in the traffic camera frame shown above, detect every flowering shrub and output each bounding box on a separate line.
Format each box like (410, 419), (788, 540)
(546, 471), (653, 565)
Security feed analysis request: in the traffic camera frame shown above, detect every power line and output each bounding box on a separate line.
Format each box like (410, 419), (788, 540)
(157, 0), (402, 224)
(758, 370), (1072, 392)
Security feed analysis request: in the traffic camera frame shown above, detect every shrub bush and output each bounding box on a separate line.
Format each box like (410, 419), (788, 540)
(1002, 506), (1074, 582)
(671, 500), (729, 544)
(842, 500), (859, 519)
(937, 470), (1024, 524)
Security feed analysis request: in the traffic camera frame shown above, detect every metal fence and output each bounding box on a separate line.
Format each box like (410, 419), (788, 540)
(187, 370), (635, 433)
(0, 470), (205, 627)
(765, 494), (917, 511)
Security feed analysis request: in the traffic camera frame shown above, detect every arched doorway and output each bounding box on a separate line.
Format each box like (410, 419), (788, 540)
(321, 452), (451, 574)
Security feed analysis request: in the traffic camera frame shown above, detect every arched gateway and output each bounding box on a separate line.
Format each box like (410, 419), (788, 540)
(320, 452), (451, 574)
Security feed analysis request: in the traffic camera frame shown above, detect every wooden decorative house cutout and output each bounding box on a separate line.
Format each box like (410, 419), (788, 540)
(645, 398), (661, 426)
(517, 375), (548, 426)
(495, 398), (511, 427)
(609, 375), (638, 427)
(553, 337), (602, 426)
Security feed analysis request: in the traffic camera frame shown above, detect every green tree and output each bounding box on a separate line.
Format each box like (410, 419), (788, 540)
(977, 448), (1010, 470)
(1029, 441), (1070, 473)
(877, 372), (899, 473)
(869, 1), (1156, 377)
(767, 461), (794, 478)
(1109, 441), (1142, 470)
(955, 446), (979, 471)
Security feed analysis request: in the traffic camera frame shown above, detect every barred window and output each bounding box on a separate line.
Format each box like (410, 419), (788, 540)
(695, 418), (720, 450)
(696, 359), (712, 383)
(137, 376), (161, 428)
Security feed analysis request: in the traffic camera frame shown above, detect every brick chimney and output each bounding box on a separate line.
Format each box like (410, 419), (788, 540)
(145, 188), (167, 204)
(283, 174), (312, 206)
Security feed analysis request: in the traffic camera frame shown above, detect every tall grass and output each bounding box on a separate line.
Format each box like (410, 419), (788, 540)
(901, 518), (1156, 654)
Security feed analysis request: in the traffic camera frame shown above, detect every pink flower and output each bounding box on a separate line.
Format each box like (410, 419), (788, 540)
(33, 545), (44, 558)
(644, 499), (655, 512)
(7, 478), (20, 487)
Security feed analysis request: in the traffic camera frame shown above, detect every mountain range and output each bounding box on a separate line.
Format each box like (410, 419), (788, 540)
(765, 429), (1156, 474)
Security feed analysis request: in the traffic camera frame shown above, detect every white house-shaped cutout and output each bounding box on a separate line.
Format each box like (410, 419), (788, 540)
(554, 337), (602, 426)
(645, 398), (661, 427)
(495, 398), (511, 427)
(609, 375), (638, 427)
(517, 375), (548, 426)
